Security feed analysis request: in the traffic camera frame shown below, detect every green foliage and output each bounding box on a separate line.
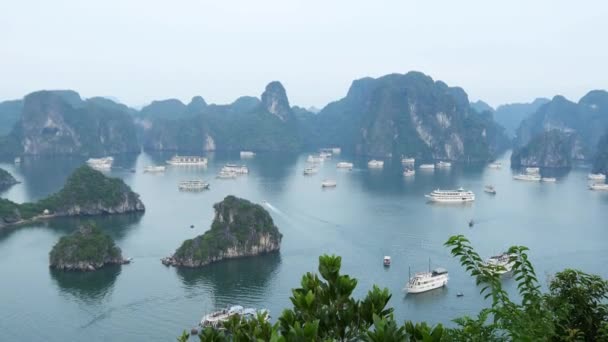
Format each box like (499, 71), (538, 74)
(593, 131), (608, 174)
(511, 129), (578, 168)
(49, 224), (122, 266)
(173, 196), (282, 265)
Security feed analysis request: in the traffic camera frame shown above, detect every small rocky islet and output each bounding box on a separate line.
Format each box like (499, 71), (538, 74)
(162, 195), (282, 267)
(0, 165), (145, 229)
(49, 225), (129, 271)
(0, 167), (19, 191)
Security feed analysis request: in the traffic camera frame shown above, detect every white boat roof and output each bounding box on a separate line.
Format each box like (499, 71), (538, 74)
(383, 256), (391, 259)
(432, 267), (448, 274)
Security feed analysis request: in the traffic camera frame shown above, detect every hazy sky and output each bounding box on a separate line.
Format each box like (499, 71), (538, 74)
(1, 1), (607, 109)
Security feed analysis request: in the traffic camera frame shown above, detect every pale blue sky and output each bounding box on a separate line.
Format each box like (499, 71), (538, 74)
(1, 0), (606, 108)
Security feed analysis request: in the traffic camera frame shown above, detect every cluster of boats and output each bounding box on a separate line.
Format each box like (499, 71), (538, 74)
(513, 167), (555, 182)
(217, 164), (249, 179)
(588, 173), (608, 191)
(200, 305), (269, 329)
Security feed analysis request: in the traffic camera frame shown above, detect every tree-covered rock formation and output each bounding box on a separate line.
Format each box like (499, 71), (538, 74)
(49, 225), (128, 271)
(0, 165), (144, 229)
(516, 91), (608, 161)
(0, 99), (23, 136)
(162, 196), (281, 267)
(302, 72), (509, 161)
(592, 131), (608, 174)
(511, 130), (582, 168)
(491, 98), (550, 137)
(470, 100), (494, 114)
(0, 168), (19, 191)
(0, 90), (139, 156)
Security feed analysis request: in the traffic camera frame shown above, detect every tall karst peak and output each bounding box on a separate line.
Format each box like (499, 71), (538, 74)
(261, 81), (291, 121)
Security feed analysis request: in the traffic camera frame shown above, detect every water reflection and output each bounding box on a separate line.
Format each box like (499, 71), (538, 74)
(176, 252), (281, 306)
(50, 265), (121, 304)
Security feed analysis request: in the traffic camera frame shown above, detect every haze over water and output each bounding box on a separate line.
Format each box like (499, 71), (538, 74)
(0, 152), (607, 341)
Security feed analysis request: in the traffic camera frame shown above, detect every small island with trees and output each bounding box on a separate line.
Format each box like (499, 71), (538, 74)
(0, 167), (19, 191)
(0, 165), (145, 229)
(49, 225), (130, 271)
(162, 195), (282, 267)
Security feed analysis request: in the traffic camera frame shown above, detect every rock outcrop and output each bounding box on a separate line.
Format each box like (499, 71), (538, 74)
(0, 165), (144, 229)
(0, 168), (19, 190)
(261, 81), (292, 122)
(511, 130), (582, 168)
(491, 98), (550, 137)
(162, 196), (282, 267)
(49, 225), (129, 271)
(592, 131), (608, 174)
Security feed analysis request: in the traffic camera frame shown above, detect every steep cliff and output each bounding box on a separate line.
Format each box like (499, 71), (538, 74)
(0, 166), (144, 229)
(303, 72), (509, 161)
(592, 132), (608, 174)
(1, 90), (139, 156)
(0, 99), (23, 136)
(49, 225), (128, 271)
(493, 98), (550, 137)
(0, 168), (19, 191)
(162, 196), (282, 267)
(515, 91), (608, 159)
(511, 130), (582, 168)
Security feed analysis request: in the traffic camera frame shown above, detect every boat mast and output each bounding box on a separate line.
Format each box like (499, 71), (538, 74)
(428, 258), (431, 272)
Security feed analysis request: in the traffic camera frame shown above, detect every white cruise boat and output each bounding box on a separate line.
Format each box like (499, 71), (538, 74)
(178, 180), (210, 191)
(425, 188), (475, 203)
(303, 167), (318, 175)
(383, 256), (391, 266)
(405, 267), (449, 294)
(86, 157), (113, 170)
(488, 162), (502, 169)
(513, 174), (541, 181)
(401, 157), (415, 165)
(436, 161), (452, 168)
(307, 155), (324, 164)
(541, 177), (557, 183)
(525, 167), (540, 174)
(589, 183), (608, 191)
(320, 151), (332, 159)
(367, 160), (384, 168)
(483, 253), (516, 275)
(419, 164), (435, 170)
(336, 162), (354, 169)
(223, 164), (249, 174)
(321, 179), (337, 188)
(143, 166), (166, 173)
(217, 169), (237, 179)
(588, 173), (606, 181)
(240, 151), (255, 158)
(200, 306), (269, 329)
(403, 169), (415, 177)
(167, 155), (208, 166)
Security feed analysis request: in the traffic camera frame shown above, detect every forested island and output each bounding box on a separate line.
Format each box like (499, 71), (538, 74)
(162, 196), (282, 267)
(0, 165), (144, 229)
(0, 167), (18, 190)
(49, 225), (129, 271)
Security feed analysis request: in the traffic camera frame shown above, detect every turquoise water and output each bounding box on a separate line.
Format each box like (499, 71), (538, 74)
(1, 152), (607, 341)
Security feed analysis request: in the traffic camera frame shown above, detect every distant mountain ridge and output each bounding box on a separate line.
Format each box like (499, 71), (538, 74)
(0, 71), (515, 161)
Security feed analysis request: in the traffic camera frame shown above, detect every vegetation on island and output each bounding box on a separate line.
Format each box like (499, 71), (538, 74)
(593, 132), (608, 174)
(49, 225), (125, 271)
(179, 235), (608, 341)
(511, 129), (580, 168)
(0, 167), (19, 190)
(165, 196), (281, 267)
(0, 165), (144, 227)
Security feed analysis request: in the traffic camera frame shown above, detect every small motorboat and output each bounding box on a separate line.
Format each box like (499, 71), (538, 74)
(190, 225), (195, 229)
(383, 256), (391, 267)
(468, 220), (475, 227)
(457, 292), (464, 297)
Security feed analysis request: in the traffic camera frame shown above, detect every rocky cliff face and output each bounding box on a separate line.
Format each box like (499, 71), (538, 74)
(6, 90), (139, 156)
(304, 72), (509, 161)
(0, 99), (23, 136)
(511, 130), (582, 168)
(515, 91), (608, 160)
(163, 196), (282, 267)
(0, 168), (18, 191)
(592, 131), (608, 174)
(49, 225), (129, 271)
(261, 81), (292, 122)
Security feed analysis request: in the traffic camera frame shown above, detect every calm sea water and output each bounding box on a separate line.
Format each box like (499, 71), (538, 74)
(0, 152), (607, 341)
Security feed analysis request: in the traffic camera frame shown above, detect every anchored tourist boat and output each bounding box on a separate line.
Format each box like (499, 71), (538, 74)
(367, 160), (384, 168)
(14, 157), (21, 164)
(240, 151), (255, 158)
(401, 157), (415, 165)
(143, 166), (166, 173)
(321, 179), (337, 188)
(223, 164), (249, 174)
(403, 169), (415, 177)
(336, 162), (354, 169)
(178, 180), (210, 191)
(488, 162), (502, 169)
(484, 185), (497, 194)
(589, 183), (608, 191)
(86, 157), (113, 170)
(513, 174), (541, 181)
(588, 173), (606, 181)
(383, 256), (391, 267)
(303, 167), (318, 175)
(167, 155), (208, 166)
(525, 167), (540, 174)
(419, 164), (435, 170)
(405, 263), (449, 294)
(436, 161), (452, 168)
(307, 155), (324, 164)
(541, 177), (557, 183)
(319, 151), (332, 159)
(217, 169), (237, 179)
(482, 253), (516, 275)
(200, 306), (269, 329)
(425, 188), (475, 203)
